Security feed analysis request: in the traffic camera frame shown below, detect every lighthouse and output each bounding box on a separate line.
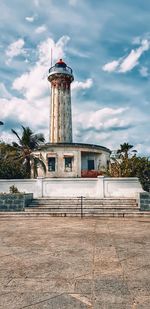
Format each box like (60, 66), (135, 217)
(48, 59), (74, 143)
(34, 58), (110, 178)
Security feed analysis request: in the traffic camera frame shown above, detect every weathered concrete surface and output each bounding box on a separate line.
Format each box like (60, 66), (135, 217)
(0, 218), (150, 308)
(0, 193), (33, 212)
(140, 192), (150, 211)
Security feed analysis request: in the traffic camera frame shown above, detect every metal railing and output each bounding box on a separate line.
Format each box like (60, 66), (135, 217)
(78, 196), (85, 218)
(49, 65), (73, 75)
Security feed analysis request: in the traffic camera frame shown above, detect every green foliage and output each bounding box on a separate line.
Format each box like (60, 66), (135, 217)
(0, 126), (46, 179)
(0, 142), (27, 179)
(9, 185), (20, 194)
(109, 143), (150, 192)
(11, 126), (46, 178)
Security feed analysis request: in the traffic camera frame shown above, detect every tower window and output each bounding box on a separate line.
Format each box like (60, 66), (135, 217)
(64, 157), (72, 172)
(48, 157), (55, 172)
(88, 160), (94, 170)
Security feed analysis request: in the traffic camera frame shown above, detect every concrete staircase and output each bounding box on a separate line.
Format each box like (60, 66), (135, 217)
(0, 197), (150, 218)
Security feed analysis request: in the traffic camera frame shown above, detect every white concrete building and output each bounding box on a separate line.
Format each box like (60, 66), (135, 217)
(35, 142), (110, 178)
(36, 59), (111, 178)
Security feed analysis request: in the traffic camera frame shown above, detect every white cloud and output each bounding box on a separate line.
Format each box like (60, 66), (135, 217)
(68, 0), (78, 6)
(0, 131), (17, 144)
(119, 40), (150, 73)
(87, 107), (128, 129)
(25, 16), (35, 22)
(132, 36), (141, 45)
(0, 96), (49, 132)
(103, 39), (150, 73)
(38, 36), (70, 65)
(102, 60), (120, 72)
(0, 83), (12, 99)
(13, 35), (91, 100)
(74, 107), (128, 130)
(6, 39), (25, 63)
(139, 66), (149, 77)
(72, 78), (93, 90)
(73, 106), (132, 146)
(13, 36), (70, 101)
(35, 25), (47, 34)
(13, 64), (49, 101)
(34, 0), (39, 7)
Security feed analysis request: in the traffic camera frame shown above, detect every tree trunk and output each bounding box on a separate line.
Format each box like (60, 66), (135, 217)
(26, 157), (31, 178)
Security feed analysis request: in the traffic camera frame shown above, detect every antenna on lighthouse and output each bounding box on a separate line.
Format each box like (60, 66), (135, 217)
(51, 48), (53, 67)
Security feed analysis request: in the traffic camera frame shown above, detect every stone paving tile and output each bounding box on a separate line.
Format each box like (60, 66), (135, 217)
(0, 218), (150, 308)
(26, 293), (89, 309)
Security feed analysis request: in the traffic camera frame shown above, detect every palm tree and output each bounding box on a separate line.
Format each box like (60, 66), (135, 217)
(11, 126), (46, 178)
(117, 143), (134, 159)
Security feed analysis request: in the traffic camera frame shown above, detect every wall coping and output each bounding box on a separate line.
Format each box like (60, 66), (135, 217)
(41, 178), (98, 182)
(103, 177), (139, 181)
(0, 179), (36, 183)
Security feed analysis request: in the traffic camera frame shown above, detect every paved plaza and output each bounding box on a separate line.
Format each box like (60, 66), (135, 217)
(0, 218), (150, 308)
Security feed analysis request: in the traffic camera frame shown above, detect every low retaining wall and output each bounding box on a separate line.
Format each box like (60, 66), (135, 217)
(139, 192), (150, 211)
(0, 193), (33, 211)
(104, 177), (143, 198)
(0, 177), (143, 198)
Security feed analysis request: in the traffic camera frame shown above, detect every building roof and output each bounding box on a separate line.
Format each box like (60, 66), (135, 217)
(37, 142), (111, 153)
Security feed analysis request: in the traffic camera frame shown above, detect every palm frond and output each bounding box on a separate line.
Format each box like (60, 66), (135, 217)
(11, 129), (22, 144)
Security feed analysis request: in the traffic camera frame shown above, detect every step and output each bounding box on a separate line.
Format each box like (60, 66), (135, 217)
(0, 211), (150, 218)
(25, 207), (138, 213)
(29, 200), (137, 206)
(27, 201), (138, 206)
(26, 205), (138, 209)
(27, 204), (138, 208)
(31, 198), (137, 203)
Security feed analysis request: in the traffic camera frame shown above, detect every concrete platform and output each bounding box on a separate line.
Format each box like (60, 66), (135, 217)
(0, 218), (150, 308)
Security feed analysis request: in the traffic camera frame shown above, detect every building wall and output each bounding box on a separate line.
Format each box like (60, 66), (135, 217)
(0, 177), (143, 198)
(38, 147), (81, 178)
(36, 145), (110, 178)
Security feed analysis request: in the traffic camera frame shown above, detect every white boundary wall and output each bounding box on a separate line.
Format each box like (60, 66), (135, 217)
(0, 177), (143, 198)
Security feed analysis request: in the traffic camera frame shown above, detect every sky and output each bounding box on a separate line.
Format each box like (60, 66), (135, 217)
(0, 0), (150, 155)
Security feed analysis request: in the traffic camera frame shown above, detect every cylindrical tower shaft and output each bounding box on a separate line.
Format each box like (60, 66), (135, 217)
(48, 59), (74, 143)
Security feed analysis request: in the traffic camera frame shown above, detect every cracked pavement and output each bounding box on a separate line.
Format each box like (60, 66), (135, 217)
(0, 218), (150, 308)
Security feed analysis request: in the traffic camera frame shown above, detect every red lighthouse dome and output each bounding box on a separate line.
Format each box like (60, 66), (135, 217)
(55, 59), (67, 68)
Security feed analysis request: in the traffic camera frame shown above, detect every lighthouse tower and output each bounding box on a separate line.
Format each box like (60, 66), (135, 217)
(48, 59), (74, 143)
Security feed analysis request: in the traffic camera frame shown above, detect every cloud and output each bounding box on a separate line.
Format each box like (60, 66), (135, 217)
(0, 131), (17, 144)
(25, 16), (35, 22)
(13, 36), (71, 101)
(38, 36), (70, 65)
(13, 65), (49, 101)
(119, 40), (149, 72)
(68, 0), (78, 6)
(0, 96), (49, 134)
(139, 66), (149, 77)
(13, 36), (92, 101)
(6, 39), (25, 63)
(0, 83), (12, 99)
(73, 106), (134, 146)
(132, 36), (141, 45)
(74, 107), (129, 132)
(86, 107), (128, 130)
(35, 25), (47, 34)
(102, 60), (120, 72)
(72, 78), (93, 90)
(33, 0), (39, 7)
(102, 39), (150, 73)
